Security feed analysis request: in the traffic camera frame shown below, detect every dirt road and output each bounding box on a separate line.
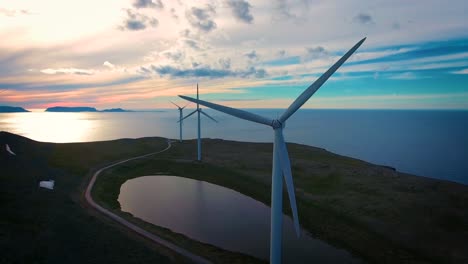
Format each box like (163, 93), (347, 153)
(84, 139), (211, 264)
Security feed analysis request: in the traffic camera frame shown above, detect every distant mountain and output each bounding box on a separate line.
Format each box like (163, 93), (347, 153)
(101, 108), (131, 112)
(0, 106), (29, 113)
(46, 106), (97, 112)
(45, 106), (133, 112)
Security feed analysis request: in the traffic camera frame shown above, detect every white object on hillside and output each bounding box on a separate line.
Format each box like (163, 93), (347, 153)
(39, 180), (55, 190)
(6, 144), (16, 155)
(179, 38), (366, 264)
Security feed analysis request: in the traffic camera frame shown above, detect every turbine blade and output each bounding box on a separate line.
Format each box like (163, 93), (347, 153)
(279, 38), (366, 123)
(200, 109), (218, 123)
(170, 101), (181, 109)
(181, 103), (190, 110)
(277, 131), (301, 237)
(179, 109), (197, 123)
(196, 83), (199, 109)
(179, 95), (274, 127)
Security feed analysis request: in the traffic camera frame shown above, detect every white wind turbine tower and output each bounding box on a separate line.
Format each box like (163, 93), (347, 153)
(180, 83), (218, 161)
(170, 101), (188, 142)
(180, 38), (366, 264)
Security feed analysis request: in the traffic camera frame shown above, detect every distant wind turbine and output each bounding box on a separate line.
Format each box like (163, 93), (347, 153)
(179, 38), (366, 264)
(171, 101), (188, 142)
(180, 83), (218, 161)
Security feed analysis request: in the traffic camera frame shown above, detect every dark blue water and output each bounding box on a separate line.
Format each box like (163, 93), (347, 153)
(183, 109), (468, 184)
(285, 110), (468, 184)
(2, 109), (467, 184)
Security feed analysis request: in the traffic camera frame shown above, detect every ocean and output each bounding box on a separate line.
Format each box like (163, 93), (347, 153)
(1, 109), (467, 184)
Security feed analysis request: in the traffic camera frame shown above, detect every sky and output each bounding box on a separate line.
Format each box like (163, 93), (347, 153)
(0, 0), (467, 110)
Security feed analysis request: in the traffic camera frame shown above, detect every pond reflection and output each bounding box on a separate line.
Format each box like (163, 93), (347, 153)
(119, 175), (360, 263)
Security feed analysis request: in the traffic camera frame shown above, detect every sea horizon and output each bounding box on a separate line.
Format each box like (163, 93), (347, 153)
(6, 107), (468, 112)
(1, 109), (467, 185)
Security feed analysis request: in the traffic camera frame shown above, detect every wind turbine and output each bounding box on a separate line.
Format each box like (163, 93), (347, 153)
(179, 38), (366, 264)
(180, 83), (218, 161)
(170, 101), (188, 142)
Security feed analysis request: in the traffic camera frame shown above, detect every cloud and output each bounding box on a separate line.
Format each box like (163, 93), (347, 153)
(0, 8), (33, 17)
(373, 71), (379, 80)
(353, 13), (374, 24)
(153, 65), (231, 78)
(103, 61), (115, 69)
(119, 9), (158, 31)
(133, 0), (164, 9)
(278, 50), (286, 57)
(316, 92), (468, 102)
(245, 50), (258, 60)
(217, 98), (260, 102)
(218, 58), (231, 69)
(186, 6), (217, 32)
(244, 66), (267, 78)
(227, 0), (254, 24)
(0, 76), (145, 94)
(451, 68), (468, 75)
(163, 50), (185, 61)
(275, 0), (294, 19)
(40, 68), (94, 75)
(170, 8), (178, 19)
(180, 29), (190, 37)
(0, 8), (16, 17)
(387, 72), (420, 80)
(303, 46), (328, 60)
(306, 46), (327, 55)
(184, 39), (200, 50)
(1, 0), (467, 110)
(138, 66), (152, 75)
(151, 64), (267, 79)
(273, 0), (312, 22)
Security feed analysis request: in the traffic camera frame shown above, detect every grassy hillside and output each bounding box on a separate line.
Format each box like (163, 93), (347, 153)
(0, 131), (174, 264)
(95, 138), (468, 264)
(2, 131), (467, 263)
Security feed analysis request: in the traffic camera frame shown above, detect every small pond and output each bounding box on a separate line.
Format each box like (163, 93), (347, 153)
(118, 175), (360, 263)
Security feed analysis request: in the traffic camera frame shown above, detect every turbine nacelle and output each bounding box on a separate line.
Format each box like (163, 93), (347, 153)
(171, 101), (188, 111)
(271, 119), (284, 129)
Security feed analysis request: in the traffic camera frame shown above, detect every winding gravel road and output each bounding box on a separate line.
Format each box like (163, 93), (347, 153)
(84, 139), (211, 264)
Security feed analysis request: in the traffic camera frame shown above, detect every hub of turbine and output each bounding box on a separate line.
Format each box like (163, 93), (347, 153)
(271, 119), (283, 129)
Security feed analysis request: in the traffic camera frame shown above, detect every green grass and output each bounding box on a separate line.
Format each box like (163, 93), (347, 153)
(94, 139), (468, 264)
(3, 132), (468, 264)
(0, 132), (174, 264)
(298, 171), (343, 194)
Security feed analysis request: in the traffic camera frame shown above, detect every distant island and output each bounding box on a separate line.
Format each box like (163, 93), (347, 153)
(45, 106), (132, 112)
(46, 106), (97, 112)
(101, 108), (131, 112)
(0, 106), (29, 113)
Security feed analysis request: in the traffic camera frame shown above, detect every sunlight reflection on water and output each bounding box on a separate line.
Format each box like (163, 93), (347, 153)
(1, 109), (467, 184)
(1, 112), (94, 143)
(0, 112), (172, 143)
